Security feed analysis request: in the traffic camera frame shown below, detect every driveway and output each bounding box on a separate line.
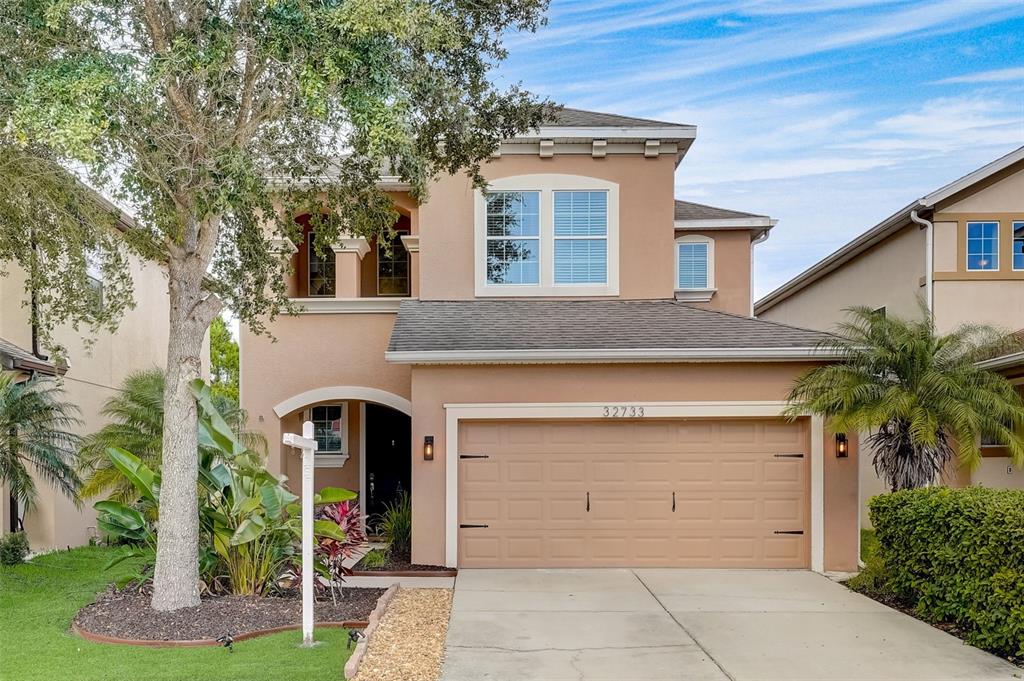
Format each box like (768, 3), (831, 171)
(440, 569), (1020, 681)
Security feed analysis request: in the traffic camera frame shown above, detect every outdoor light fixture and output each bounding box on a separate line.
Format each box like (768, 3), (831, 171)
(424, 435), (434, 461)
(835, 433), (849, 458)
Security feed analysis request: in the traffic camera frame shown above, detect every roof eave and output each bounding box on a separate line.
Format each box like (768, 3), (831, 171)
(385, 346), (838, 365)
(675, 218), (777, 232)
(976, 350), (1024, 372)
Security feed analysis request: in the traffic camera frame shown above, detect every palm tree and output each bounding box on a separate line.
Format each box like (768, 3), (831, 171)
(785, 306), (1024, 492)
(0, 372), (82, 520)
(77, 368), (267, 501)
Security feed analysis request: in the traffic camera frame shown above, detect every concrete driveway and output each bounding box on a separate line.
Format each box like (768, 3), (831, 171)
(440, 569), (1020, 681)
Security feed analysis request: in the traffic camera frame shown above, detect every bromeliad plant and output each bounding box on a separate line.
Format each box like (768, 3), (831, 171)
(94, 380), (356, 596)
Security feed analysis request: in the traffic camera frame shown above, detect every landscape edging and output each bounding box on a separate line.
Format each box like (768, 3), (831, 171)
(343, 583), (400, 680)
(71, 619), (369, 648)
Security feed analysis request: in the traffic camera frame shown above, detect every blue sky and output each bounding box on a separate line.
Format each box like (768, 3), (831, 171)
(493, 0), (1024, 299)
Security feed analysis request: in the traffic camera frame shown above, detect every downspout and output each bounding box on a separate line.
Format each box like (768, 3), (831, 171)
(909, 204), (933, 316)
(749, 227), (772, 317)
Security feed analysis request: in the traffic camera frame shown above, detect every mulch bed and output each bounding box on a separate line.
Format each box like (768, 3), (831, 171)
(74, 586), (385, 643)
(353, 554), (452, 575)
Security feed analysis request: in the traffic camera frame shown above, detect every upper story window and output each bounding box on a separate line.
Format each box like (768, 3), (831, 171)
(85, 250), (104, 315)
(475, 174), (619, 297)
(1013, 222), (1023, 271)
(308, 231), (336, 297)
(486, 191), (540, 285)
(378, 231), (411, 296)
(675, 235), (715, 300)
(554, 191), (607, 284)
(966, 221), (999, 271)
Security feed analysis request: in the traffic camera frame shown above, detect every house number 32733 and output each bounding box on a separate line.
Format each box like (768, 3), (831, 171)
(602, 406), (645, 418)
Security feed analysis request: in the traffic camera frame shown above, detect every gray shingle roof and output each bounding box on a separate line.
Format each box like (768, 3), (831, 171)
(546, 108), (691, 128)
(387, 300), (830, 356)
(674, 200), (765, 221)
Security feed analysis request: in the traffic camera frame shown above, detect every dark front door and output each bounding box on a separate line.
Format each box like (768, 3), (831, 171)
(364, 404), (411, 522)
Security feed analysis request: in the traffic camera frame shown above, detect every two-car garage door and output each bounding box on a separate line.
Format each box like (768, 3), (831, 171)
(457, 418), (810, 568)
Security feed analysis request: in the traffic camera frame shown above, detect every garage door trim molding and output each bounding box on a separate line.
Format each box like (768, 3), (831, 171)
(443, 401), (825, 572)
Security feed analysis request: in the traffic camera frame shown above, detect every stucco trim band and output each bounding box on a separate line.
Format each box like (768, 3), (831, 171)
(442, 401), (825, 573)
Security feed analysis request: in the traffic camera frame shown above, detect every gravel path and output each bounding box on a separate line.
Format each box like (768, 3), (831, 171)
(349, 588), (453, 681)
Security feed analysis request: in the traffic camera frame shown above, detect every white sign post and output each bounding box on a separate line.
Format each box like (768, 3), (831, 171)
(283, 421), (318, 647)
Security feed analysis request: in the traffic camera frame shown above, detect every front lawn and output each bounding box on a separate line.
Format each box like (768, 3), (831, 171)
(0, 546), (352, 681)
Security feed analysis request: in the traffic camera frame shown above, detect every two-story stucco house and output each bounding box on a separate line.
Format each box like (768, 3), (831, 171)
(241, 108), (860, 574)
(0, 203), (175, 551)
(755, 146), (1024, 524)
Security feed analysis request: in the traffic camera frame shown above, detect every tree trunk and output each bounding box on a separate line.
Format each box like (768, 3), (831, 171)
(150, 259), (220, 611)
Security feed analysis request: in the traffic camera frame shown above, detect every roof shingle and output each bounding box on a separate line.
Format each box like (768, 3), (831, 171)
(387, 300), (830, 355)
(674, 200), (765, 221)
(545, 108), (692, 128)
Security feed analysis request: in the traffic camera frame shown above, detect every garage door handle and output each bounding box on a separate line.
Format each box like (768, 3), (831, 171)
(586, 492), (590, 512)
(773, 530), (804, 535)
(774, 453), (804, 458)
(459, 524), (489, 529)
(459, 454), (489, 459)
(672, 491), (676, 512)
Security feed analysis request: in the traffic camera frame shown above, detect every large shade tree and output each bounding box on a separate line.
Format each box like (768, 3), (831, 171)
(785, 307), (1024, 491)
(1, 0), (550, 609)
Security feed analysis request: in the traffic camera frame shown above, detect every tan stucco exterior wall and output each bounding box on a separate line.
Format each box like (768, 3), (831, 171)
(408, 361), (858, 572)
(684, 229), (754, 316)
(756, 223), (926, 332)
(239, 312), (411, 475)
(933, 279), (1024, 334)
(418, 154), (681, 301)
(1, 252), (172, 551)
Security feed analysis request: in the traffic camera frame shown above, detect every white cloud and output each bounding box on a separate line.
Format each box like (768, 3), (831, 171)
(934, 66), (1024, 84)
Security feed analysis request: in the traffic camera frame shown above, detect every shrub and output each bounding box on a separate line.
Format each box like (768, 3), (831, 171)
(869, 487), (1024, 657)
(359, 548), (387, 569)
(374, 492), (412, 560)
(845, 529), (893, 599)
(0, 531), (30, 566)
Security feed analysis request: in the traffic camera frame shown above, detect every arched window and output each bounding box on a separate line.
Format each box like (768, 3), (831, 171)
(675, 235), (714, 297)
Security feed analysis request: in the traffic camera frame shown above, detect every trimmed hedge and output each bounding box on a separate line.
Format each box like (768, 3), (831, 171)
(869, 487), (1024, 657)
(0, 531), (29, 566)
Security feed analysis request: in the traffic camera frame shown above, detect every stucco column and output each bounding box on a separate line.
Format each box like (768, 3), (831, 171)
(401, 235), (420, 298)
(331, 236), (370, 298)
(269, 238), (299, 298)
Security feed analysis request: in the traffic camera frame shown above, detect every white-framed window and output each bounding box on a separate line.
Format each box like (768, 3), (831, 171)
(1013, 222), (1023, 271)
(475, 174), (619, 297)
(307, 231), (336, 296)
(966, 221), (999, 271)
(377, 230), (411, 296)
(553, 191), (608, 284)
(674, 235), (715, 299)
(308, 404), (347, 454)
(485, 191), (540, 285)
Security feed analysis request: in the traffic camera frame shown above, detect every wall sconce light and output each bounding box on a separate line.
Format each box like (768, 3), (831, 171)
(423, 435), (434, 461)
(835, 433), (849, 458)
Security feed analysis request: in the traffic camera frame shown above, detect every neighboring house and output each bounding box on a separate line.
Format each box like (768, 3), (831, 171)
(755, 146), (1024, 523)
(241, 108), (860, 574)
(0, 203), (173, 552)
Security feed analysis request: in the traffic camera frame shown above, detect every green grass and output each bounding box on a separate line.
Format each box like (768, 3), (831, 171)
(0, 546), (352, 681)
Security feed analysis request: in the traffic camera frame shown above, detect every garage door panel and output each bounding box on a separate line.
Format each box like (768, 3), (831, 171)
(458, 418), (810, 568)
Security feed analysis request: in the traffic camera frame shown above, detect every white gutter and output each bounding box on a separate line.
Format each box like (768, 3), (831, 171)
(385, 346), (841, 365)
(909, 204), (934, 315)
(977, 351), (1024, 371)
(750, 229), (772, 316)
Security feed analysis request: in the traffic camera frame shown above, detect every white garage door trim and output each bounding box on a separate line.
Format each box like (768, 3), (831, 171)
(443, 401), (825, 573)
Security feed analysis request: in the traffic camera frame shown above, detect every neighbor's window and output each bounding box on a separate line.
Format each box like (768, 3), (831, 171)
(485, 191), (540, 285)
(85, 250), (104, 315)
(377, 231), (410, 296)
(966, 221), (999, 271)
(676, 236), (712, 289)
(1013, 222), (1023, 271)
(308, 232), (336, 296)
(310, 405), (345, 453)
(553, 191), (608, 284)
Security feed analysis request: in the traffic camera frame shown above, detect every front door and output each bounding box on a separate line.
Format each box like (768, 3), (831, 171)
(364, 404), (412, 522)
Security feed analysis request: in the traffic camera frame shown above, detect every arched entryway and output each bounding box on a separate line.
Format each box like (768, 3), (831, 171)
(273, 386), (412, 529)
